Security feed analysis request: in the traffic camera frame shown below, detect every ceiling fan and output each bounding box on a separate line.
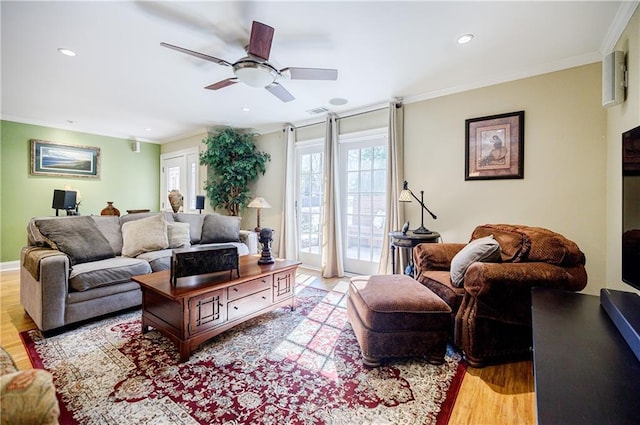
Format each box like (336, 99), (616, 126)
(161, 21), (338, 102)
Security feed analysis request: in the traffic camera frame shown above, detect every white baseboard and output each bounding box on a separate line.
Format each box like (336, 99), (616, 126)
(1, 261), (20, 271)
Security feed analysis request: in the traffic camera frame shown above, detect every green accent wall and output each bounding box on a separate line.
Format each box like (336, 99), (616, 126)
(0, 120), (161, 262)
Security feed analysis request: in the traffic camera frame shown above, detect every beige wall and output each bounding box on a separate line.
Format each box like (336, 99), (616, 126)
(404, 64), (607, 295)
(607, 7), (640, 293)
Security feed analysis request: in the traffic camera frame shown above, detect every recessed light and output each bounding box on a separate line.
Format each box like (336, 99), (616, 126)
(329, 97), (348, 106)
(457, 34), (474, 44)
(241, 106), (250, 112)
(57, 48), (76, 57)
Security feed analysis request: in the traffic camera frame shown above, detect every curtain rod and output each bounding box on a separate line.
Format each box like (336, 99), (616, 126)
(288, 102), (399, 131)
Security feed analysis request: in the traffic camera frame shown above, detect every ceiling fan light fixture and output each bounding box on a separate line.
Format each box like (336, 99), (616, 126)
(233, 61), (277, 88)
(457, 34), (475, 44)
(57, 48), (76, 57)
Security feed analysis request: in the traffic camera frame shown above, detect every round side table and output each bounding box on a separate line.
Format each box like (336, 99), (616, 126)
(389, 230), (440, 275)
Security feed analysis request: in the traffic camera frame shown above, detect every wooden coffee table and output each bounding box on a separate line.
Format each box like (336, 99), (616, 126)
(132, 256), (301, 361)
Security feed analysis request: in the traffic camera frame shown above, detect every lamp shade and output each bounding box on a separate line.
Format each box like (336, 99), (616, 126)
(398, 189), (412, 202)
(247, 197), (272, 209)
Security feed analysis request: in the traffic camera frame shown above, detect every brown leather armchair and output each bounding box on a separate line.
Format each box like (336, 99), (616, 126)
(413, 224), (587, 367)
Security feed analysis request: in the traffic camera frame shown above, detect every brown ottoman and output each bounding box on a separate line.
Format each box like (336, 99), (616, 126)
(347, 274), (452, 367)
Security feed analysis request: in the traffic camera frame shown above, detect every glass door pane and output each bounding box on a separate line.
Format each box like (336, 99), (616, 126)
(341, 135), (387, 275)
(297, 146), (323, 268)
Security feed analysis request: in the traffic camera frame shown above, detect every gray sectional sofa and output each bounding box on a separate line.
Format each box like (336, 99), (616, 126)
(20, 212), (257, 332)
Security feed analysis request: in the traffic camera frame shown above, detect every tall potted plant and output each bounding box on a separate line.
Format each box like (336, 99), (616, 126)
(200, 127), (271, 216)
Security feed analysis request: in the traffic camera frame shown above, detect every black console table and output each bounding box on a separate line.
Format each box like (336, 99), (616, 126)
(531, 288), (640, 424)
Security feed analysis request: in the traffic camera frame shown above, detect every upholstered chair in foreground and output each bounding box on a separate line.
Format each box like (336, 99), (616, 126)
(413, 224), (587, 367)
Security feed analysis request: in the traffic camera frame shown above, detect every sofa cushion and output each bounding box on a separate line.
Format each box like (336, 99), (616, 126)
(90, 215), (123, 255)
(121, 214), (169, 257)
(34, 216), (115, 266)
(167, 222), (191, 249)
(174, 213), (205, 244)
(120, 211), (174, 225)
(69, 257), (152, 292)
(201, 214), (241, 243)
(450, 235), (501, 287)
(200, 242), (250, 256)
(136, 249), (172, 272)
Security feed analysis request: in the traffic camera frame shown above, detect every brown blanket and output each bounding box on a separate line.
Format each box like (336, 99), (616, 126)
(23, 247), (66, 280)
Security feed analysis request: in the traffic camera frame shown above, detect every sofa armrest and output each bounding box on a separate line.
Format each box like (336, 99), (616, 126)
(239, 230), (258, 255)
(20, 247), (70, 331)
(413, 243), (466, 272)
(461, 262), (588, 323)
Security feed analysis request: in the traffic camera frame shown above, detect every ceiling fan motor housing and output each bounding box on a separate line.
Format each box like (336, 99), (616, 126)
(233, 59), (278, 88)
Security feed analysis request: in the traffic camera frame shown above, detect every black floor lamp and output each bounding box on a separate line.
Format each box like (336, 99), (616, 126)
(398, 181), (437, 234)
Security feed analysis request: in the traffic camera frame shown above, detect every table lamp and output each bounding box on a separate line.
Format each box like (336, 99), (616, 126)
(247, 197), (272, 232)
(398, 180), (437, 234)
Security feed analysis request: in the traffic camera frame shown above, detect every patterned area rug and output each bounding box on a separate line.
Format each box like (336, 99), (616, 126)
(21, 283), (466, 425)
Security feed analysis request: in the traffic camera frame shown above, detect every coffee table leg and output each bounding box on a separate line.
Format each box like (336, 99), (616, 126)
(179, 342), (190, 362)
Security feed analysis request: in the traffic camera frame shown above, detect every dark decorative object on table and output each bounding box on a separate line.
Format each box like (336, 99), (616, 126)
(258, 227), (275, 264)
(401, 221), (410, 235)
(195, 195), (205, 214)
(52, 189), (78, 216)
(170, 245), (239, 286)
(100, 201), (120, 216)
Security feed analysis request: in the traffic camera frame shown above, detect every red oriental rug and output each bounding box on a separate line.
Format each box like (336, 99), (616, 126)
(21, 285), (466, 425)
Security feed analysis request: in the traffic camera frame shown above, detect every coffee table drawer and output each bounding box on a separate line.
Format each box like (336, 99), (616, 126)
(228, 276), (272, 301)
(228, 288), (272, 321)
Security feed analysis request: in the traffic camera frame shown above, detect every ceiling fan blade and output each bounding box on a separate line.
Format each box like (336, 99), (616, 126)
(247, 21), (274, 60)
(281, 67), (338, 80)
(266, 83), (294, 102)
(205, 78), (239, 90)
(160, 42), (232, 67)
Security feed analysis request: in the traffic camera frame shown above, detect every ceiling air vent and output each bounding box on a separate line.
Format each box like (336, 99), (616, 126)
(306, 106), (330, 115)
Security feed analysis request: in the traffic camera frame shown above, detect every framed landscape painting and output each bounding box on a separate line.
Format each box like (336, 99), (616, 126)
(31, 139), (100, 178)
(465, 111), (524, 180)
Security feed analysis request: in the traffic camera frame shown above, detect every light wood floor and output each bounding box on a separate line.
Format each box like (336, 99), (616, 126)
(0, 268), (535, 424)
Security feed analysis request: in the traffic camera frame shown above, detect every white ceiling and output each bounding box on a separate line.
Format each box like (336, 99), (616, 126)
(1, 1), (637, 143)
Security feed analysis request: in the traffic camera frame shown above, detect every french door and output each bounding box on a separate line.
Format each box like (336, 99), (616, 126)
(295, 142), (324, 268)
(294, 130), (387, 275)
(340, 130), (387, 275)
(160, 148), (200, 212)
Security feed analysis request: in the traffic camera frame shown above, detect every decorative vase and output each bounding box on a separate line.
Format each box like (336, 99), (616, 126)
(168, 190), (183, 213)
(101, 202), (120, 216)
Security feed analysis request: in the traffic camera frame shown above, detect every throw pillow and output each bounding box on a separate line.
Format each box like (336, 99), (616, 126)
(167, 222), (191, 249)
(121, 213), (169, 257)
(174, 213), (205, 244)
(34, 216), (115, 266)
(450, 235), (501, 287)
(200, 214), (241, 244)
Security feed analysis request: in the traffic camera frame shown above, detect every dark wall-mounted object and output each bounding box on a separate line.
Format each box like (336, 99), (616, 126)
(52, 189), (77, 216)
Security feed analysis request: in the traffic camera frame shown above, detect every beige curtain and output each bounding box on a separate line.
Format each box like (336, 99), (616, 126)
(278, 125), (298, 260)
(377, 100), (405, 274)
(321, 114), (344, 278)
